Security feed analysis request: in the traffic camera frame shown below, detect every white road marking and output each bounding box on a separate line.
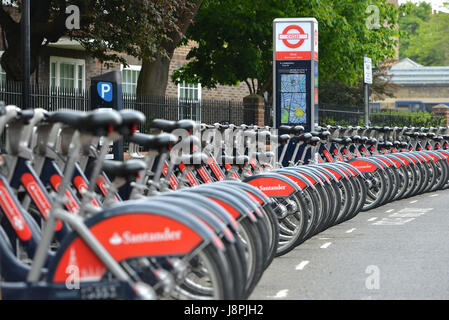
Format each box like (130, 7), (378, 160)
(319, 237), (332, 240)
(373, 218), (415, 226)
(385, 209), (394, 213)
(346, 228), (356, 233)
(429, 194), (439, 197)
(368, 217), (378, 222)
(409, 200), (418, 204)
(295, 261), (310, 270)
(271, 289), (289, 298)
(320, 242), (332, 249)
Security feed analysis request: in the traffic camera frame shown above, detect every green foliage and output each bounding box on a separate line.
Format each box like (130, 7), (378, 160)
(398, 1), (432, 59)
(0, 0), (199, 78)
(174, 0), (399, 96)
(319, 110), (446, 127)
(402, 11), (449, 66)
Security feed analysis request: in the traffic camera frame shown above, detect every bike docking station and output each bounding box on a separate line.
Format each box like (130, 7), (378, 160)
(273, 18), (319, 165)
(90, 71), (124, 161)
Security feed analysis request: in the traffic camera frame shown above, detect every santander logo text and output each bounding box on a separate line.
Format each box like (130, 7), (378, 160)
(109, 228), (182, 246)
(257, 184), (286, 192)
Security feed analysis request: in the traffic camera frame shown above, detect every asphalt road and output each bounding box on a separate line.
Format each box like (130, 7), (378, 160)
(249, 189), (449, 300)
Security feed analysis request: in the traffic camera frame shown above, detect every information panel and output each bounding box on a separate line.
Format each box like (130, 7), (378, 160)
(273, 18), (318, 132)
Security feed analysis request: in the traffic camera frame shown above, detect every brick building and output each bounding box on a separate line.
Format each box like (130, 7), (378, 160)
(373, 58), (449, 112)
(0, 33), (250, 102)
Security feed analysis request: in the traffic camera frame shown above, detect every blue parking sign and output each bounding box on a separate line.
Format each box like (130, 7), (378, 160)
(97, 82), (113, 102)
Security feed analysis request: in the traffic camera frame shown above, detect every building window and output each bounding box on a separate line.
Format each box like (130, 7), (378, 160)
(178, 81), (202, 121)
(121, 65), (141, 94)
(369, 103), (381, 112)
(49, 56), (85, 90)
(0, 51), (6, 85)
(396, 101), (425, 112)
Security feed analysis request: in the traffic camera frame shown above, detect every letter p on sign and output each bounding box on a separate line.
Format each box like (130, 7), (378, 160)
(97, 82), (113, 102)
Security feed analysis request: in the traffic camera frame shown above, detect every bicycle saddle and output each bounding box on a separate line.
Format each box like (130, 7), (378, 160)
(177, 119), (198, 132)
(102, 159), (147, 181)
(318, 131), (330, 140)
(309, 136), (321, 146)
(331, 138), (343, 144)
(294, 132), (312, 142)
(400, 142), (408, 149)
(150, 119), (177, 132)
(47, 109), (87, 128)
(426, 133), (436, 138)
(360, 137), (369, 144)
(80, 108), (122, 136)
(15, 108), (35, 124)
(366, 138), (377, 146)
(117, 109), (146, 136)
(129, 133), (178, 151)
(278, 134), (290, 144)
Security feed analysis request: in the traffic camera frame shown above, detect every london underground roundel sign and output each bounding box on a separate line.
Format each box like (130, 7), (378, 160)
(275, 22), (313, 60)
(279, 25), (309, 49)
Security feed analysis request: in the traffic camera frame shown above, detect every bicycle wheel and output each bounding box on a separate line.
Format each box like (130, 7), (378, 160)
(362, 168), (387, 211)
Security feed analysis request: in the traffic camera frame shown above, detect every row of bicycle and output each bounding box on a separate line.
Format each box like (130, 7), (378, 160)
(0, 102), (448, 299)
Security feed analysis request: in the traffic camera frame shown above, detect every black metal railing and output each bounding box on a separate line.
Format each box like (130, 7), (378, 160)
(0, 81), (251, 131)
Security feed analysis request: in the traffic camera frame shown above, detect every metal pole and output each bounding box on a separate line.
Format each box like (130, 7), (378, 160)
(364, 83), (370, 126)
(21, 0), (30, 109)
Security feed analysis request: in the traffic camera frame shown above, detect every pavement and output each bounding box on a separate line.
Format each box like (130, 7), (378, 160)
(249, 188), (449, 300)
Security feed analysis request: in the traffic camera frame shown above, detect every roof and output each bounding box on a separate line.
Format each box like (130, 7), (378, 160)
(388, 58), (449, 85)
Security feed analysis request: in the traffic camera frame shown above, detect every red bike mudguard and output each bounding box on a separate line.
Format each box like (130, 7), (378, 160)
(347, 158), (382, 173)
(243, 173), (299, 197)
(49, 202), (222, 283)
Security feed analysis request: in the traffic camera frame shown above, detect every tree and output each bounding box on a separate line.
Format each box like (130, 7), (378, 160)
(402, 10), (449, 66)
(0, 1), (196, 81)
(320, 59), (399, 106)
(136, 1), (202, 96)
(398, 1), (432, 59)
(172, 0), (400, 101)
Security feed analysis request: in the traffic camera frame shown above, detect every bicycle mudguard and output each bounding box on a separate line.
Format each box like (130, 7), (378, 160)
(414, 152), (431, 163)
(273, 169), (314, 190)
(315, 163), (348, 181)
(372, 155), (396, 168)
(421, 151), (440, 162)
(383, 154), (406, 168)
(347, 157), (383, 173)
(397, 153), (419, 165)
(243, 172), (300, 198)
(334, 162), (361, 177)
(155, 193), (238, 241)
(198, 183), (264, 219)
(308, 165), (340, 182)
(177, 188), (242, 230)
(280, 167), (323, 187)
(187, 186), (258, 222)
(48, 201), (224, 283)
(216, 181), (273, 206)
(301, 166), (332, 185)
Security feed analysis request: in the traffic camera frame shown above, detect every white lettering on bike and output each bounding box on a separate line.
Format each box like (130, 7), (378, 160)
(258, 184), (286, 191)
(109, 228), (182, 246)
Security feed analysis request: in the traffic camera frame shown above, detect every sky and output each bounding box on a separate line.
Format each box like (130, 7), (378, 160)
(398, 0), (449, 12)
